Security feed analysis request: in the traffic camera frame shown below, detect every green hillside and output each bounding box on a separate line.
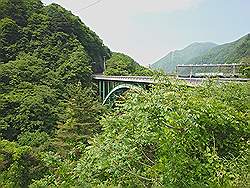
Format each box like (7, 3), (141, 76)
(187, 33), (250, 65)
(0, 0), (113, 141)
(104, 52), (153, 76)
(0, 0), (111, 73)
(0, 1), (107, 185)
(152, 42), (217, 73)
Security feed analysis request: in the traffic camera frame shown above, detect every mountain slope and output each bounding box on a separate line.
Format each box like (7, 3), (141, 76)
(152, 42), (217, 73)
(104, 52), (153, 76)
(0, 0), (111, 140)
(187, 33), (250, 65)
(0, 1), (111, 73)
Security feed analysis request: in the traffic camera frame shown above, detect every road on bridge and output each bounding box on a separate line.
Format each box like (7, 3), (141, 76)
(93, 75), (250, 84)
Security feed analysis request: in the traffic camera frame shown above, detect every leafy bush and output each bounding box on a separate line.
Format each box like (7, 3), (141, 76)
(77, 80), (250, 187)
(17, 131), (50, 148)
(0, 140), (47, 188)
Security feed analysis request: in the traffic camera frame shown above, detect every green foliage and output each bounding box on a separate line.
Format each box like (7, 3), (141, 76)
(104, 52), (154, 76)
(0, 83), (59, 140)
(29, 153), (81, 188)
(0, 0), (110, 71)
(241, 66), (250, 78)
(17, 131), (50, 148)
(77, 80), (250, 187)
(52, 85), (104, 159)
(0, 54), (50, 88)
(0, 17), (21, 63)
(239, 57), (250, 78)
(0, 0), (36, 26)
(0, 0), (106, 141)
(0, 54), (62, 140)
(0, 0), (106, 187)
(0, 0), (43, 30)
(57, 46), (92, 86)
(0, 140), (47, 188)
(39, 3), (111, 73)
(0, 17), (20, 44)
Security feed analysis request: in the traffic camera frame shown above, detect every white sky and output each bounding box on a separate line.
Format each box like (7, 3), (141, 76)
(42, 0), (250, 65)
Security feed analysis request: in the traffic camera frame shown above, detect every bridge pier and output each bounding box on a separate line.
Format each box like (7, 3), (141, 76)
(98, 80), (122, 101)
(98, 80), (116, 101)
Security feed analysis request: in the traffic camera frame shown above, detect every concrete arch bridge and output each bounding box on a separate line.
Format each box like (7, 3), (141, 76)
(93, 75), (154, 105)
(93, 73), (250, 105)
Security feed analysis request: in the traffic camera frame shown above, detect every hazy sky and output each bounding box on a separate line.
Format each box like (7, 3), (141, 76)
(42, 0), (250, 66)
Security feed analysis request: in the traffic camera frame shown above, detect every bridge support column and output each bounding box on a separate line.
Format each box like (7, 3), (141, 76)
(98, 81), (102, 98)
(110, 81), (114, 91)
(107, 81), (110, 94)
(102, 81), (105, 101)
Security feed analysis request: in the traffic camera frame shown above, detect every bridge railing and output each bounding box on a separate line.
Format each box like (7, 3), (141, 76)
(93, 75), (155, 83)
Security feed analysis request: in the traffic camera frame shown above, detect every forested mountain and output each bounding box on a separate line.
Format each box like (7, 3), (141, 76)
(0, 0), (106, 186)
(187, 33), (250, 65)
(104, 52), (154, 76)
(0, 0), (111, 72)
(152, 42), (217, 73)
(0, 0), (111, 139)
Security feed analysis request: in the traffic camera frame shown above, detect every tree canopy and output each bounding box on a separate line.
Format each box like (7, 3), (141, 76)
(0, 1), (105, 186)
(104, 52), (154, 76)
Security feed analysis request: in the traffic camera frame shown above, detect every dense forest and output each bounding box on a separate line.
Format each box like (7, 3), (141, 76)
(0, 0), (249, 187)
(0, 0), (111, 72)
(0, 0), (107, 186)
(104, 52), (154, 76)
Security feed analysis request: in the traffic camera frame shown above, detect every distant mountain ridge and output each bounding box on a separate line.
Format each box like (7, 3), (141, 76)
(152, 33), (250, 73)
(187, 33), (250, 65)
(152, 42), (217, 73)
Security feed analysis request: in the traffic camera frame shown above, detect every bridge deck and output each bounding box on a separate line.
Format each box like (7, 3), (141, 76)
(93, 75), (155, 84)
(178, 77), (250, 82)
(93, 75), (250, 84)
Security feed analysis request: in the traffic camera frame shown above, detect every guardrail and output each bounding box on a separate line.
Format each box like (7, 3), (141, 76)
(179, 77), (250, 83)
(93, 75), (155, 83)
(93, 75), (250, 84)
(176, 63), (250, 78)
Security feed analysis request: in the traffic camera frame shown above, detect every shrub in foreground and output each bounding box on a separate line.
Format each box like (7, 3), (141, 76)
(78, 80), (249, 187)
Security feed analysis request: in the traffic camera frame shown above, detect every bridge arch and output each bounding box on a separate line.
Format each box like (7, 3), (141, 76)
(102, 84), (140, 105)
